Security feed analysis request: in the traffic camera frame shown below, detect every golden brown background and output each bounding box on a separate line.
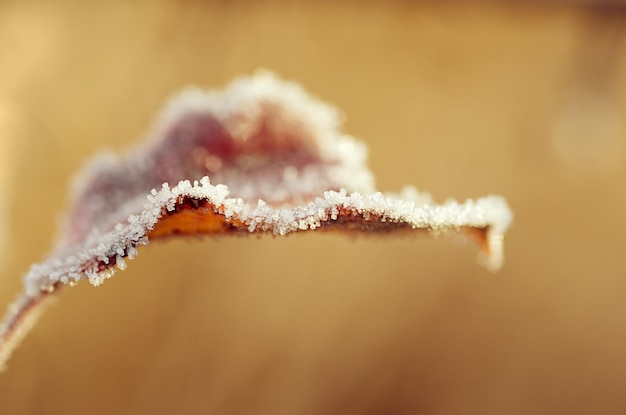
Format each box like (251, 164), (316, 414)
(1, 1), (626, 414)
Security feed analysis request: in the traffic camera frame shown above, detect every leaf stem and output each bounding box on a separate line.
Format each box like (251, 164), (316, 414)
(0, 289), (55, 370)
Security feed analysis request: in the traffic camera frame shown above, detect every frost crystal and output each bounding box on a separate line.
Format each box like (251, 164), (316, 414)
(0, 71), (512, 369)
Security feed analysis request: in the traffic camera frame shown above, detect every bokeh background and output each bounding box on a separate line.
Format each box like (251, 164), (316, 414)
(1, 1), (626, 414)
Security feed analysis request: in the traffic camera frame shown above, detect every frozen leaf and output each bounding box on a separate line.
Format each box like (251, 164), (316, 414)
(0, 71), (512, 369)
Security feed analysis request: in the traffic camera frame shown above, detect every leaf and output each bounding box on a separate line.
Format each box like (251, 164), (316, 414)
(0, 71), (512, 369)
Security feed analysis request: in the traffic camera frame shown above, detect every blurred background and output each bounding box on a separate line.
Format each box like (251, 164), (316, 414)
(1, 1), (626, 414)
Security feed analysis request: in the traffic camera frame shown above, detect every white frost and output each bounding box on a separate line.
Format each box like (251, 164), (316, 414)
(22, 176), (512, 296)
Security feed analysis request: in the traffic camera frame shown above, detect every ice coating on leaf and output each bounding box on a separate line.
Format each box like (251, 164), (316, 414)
(0, 71), (512, 369)
(22, 176), (511, 296)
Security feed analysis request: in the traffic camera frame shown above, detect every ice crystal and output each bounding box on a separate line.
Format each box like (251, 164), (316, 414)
(0, 71), (512, 369)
